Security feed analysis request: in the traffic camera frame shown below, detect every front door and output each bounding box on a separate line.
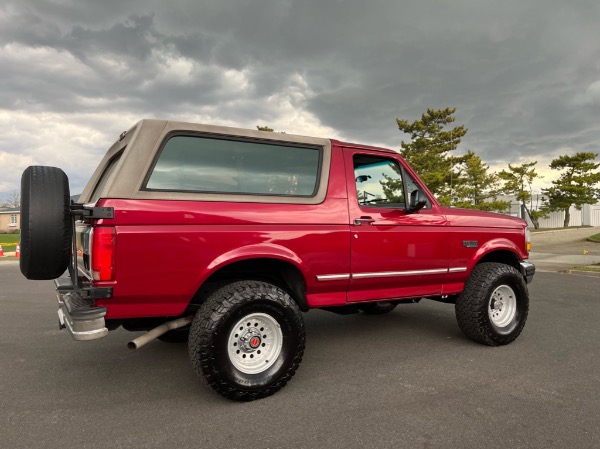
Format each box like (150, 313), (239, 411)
(345, 148), (450, 302)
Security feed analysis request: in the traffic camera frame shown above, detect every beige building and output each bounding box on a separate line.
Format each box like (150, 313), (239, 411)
(0, 208), (20, 233)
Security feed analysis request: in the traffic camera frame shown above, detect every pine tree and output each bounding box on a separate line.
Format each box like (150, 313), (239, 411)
(498, 162), (542, 229)
(452, 151), (509, 212)
(397, 107), (466, 204)
(542, 152), (600, 227)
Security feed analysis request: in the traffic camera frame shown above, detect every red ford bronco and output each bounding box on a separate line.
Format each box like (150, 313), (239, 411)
(20, 119), (534, 401)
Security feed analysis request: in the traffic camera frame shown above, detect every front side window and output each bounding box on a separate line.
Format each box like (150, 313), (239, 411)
(354, 155), (406, 207)
(353, 154), (429, 209)
(145, 135), (321, 197)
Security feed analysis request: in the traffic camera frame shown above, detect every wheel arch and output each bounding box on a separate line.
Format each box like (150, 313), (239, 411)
(191, 255), (309, 311)
(474, 249), (521, 271)
(442, 249), (523, 307)
(470, 237), (526, 273)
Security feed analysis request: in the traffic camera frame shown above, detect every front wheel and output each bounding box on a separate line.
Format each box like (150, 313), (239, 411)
(188, 280), (305, 401)
(455, 263), (529, 346)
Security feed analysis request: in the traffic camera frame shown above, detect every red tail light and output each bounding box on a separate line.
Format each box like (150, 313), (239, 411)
(91, 227), (116, 281)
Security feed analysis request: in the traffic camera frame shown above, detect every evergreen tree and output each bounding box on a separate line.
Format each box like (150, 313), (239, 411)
(397, 107), (467, 204)
(542, 152), (600, 227)
(498, 162), (543, 229)
(452, 151), (509, 212)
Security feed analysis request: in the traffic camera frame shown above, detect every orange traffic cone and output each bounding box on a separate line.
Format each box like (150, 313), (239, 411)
(0, 244), (4, 257)
(15, 244), (20, 258)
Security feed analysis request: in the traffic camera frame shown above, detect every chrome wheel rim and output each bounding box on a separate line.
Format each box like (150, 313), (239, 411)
(488, 285), (517, 328)
(227, 313), (283, 374)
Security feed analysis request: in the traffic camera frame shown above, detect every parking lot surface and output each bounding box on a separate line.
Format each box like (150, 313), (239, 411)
(530, 227), (600, 271)
(1, 261), (599, 449)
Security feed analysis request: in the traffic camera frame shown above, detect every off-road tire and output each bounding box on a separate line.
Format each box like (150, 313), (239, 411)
(20, 166), (71, 280)
(455, 262), (529, 346)
(188, 280), (305, 401)
(359, 302), (398, 315)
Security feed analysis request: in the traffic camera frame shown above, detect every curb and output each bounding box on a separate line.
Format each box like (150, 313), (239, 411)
(532, 227), (600, 235)
(564, 269), (600, 278)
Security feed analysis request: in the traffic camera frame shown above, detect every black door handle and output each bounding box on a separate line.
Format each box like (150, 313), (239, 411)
(354, 216), (376, 225)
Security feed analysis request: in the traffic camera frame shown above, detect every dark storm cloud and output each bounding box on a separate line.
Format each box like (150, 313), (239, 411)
(1, 12), (217, 113)
(1, 0), (600, 198)
(300, 0), (600, 159)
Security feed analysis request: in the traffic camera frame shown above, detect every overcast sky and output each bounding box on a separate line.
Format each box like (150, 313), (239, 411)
(1, 0), (599, 199)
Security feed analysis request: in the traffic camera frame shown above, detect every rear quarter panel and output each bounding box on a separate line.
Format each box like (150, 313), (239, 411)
(94, 146), (351, 318)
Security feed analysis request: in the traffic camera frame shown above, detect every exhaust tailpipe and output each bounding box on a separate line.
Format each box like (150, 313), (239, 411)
(127, 316), (193, 351)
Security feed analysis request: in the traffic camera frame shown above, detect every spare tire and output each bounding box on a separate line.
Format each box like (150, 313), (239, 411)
(20, 166), (72, 280)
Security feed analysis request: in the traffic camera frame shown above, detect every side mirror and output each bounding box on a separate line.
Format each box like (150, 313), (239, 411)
(408, 189), (427, 213)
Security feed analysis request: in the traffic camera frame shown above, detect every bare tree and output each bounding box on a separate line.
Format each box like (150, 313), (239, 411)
(1, 189), (20, 208)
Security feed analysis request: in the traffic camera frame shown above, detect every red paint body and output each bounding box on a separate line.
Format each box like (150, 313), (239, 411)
(85, 141), (529, 319)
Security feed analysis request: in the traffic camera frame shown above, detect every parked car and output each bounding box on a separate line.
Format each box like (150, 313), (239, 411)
(20, 119), (534, 401)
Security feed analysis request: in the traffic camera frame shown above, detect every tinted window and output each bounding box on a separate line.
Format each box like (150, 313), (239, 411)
(146, 135), (321, 196)
(354, 155), (406, 207)
(90, 150), (123, 202)
(353, 154), (430, 209)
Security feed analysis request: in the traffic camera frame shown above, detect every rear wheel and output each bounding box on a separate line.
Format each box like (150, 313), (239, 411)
(455, 262), (529, 346)
(188, 280), (305, 401)
(20, 166), (71, 280)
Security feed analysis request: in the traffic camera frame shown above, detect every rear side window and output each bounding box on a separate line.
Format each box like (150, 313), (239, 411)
(90, 150), (123, 202)
(145, 135), (321, 197)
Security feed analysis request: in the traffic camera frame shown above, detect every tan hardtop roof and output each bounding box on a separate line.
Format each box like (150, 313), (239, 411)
(81, 118), (333, 204)
(121, 119), (397, 154)
(81, 119), (403, 204)
(127, 119), (331, 147)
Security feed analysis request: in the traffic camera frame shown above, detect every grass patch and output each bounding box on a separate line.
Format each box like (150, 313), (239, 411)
(587, 233), (600, 243)
(572, 262), (600, 272)
(572, 266), (600, 272)
(0, 233), (20, 248)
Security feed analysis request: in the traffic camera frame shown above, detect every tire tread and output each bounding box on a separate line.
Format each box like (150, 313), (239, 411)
(20, 166), (71, 280)
(456, 262), (529, 346)
(188, 280), (305, 401)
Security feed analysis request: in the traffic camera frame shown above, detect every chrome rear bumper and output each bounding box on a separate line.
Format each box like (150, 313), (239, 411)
(55, 278), (108, 341)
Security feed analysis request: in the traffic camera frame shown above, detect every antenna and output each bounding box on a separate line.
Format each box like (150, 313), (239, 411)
(450, 129), (454, 206)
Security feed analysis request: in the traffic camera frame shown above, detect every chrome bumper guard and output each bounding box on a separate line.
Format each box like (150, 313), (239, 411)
(519, 261), (536, 284)
(54, 278), (109, 341)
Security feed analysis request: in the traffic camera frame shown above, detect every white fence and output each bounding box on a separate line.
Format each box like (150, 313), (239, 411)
(592, 205), (600, 226)
(524, 204), (600, 228)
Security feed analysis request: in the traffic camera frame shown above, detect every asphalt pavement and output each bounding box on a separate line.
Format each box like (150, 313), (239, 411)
(529, 227), (600, 272)
(1, 260), (599, 449)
